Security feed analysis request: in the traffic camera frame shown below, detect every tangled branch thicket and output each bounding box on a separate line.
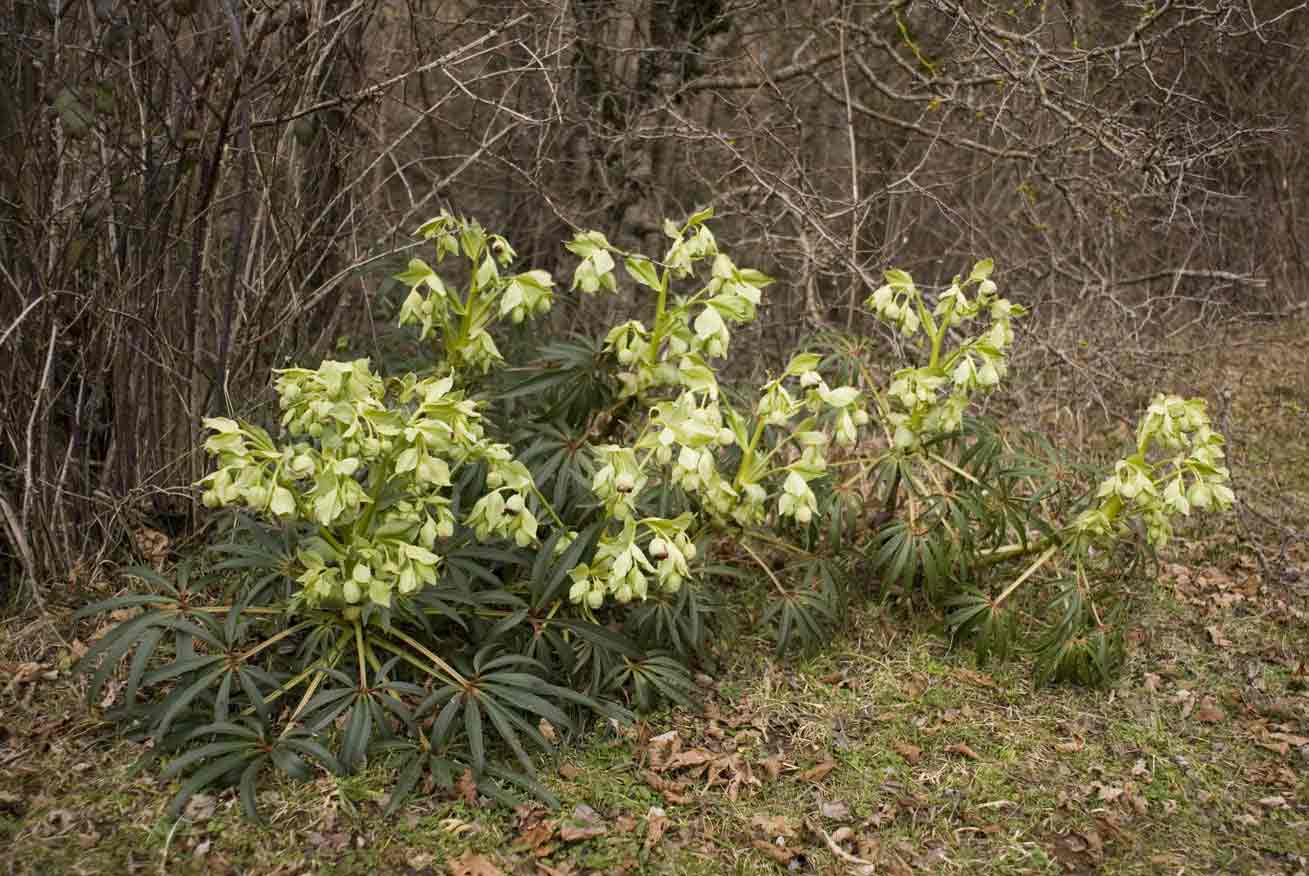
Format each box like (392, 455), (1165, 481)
(2, 0), (1305, 599)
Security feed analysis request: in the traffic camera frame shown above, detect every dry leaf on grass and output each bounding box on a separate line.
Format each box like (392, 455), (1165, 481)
(750, 814), (798, 839)
(799, 759), (836, 782)
(455, 767), (479, 805)
(559, 804), (607, 842)
(1194, 699), (1226, 723)
(955, 668), (995, 687)
(512, 820), (557, 857)
(643, 806), (668, 852)
(641, 770), (691, 804)
(893, 742), (922, 764)
(750, 839), (795, 865)
(1206, 625), (1233, 648)
(818, 799), (851, 821)
(447, 849), (504, 876)
(946, 742), (980, 760)
(182, 793), (216, 822)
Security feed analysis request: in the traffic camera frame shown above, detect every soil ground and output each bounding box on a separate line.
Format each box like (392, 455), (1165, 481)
(2, 314), (1307, 875)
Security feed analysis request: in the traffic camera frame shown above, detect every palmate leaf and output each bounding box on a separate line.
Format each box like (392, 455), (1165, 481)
(605, 652), (694, 712)
(528, 524), (603, 612)
(523, 613), (644, 690)
(512, 420), (598, 514)
(1032, 576), (1127, 687)
(762, 588), (835, 658)
(162, 719), (341, 823)
(496, 337), (615, 427)
(625, 580), (713, 658)
(409, 645), (623, 787)
(760, 554), (850, 657)
(945, 589), (1016, 666)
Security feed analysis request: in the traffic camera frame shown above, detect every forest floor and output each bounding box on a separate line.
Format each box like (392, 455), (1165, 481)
(2, 313), (1307, 876)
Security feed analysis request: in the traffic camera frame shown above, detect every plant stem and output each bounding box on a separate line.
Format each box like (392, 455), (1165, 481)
(387, 627), (468, 687)
(736, 538), (788, 596)
(237, 620), (313, 663)
(974, 534), (1058, 568)
(993, 544), (1058, 607)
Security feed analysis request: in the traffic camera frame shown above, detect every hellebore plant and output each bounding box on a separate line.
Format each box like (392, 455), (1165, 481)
(77, 207), (1235, 824)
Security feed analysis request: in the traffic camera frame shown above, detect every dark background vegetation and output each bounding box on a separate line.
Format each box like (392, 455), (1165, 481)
(2, 0), (1306, 603)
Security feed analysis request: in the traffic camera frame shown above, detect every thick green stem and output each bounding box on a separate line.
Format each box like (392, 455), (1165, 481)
(993, 544), (1059, 607)
(975, 534), (1058, 569)
(645, 270), (671, 368)
(927, 296), (955, 369)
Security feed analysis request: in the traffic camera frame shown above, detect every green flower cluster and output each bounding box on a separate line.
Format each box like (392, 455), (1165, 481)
(582, 216), (771, 402)
(1073, 394), (1234, 549)
(397, 211), (555, 373)
(866, 261), (1026, 449)
(567, 514), (696, 608)
(199, 358), (547, 611)
(559, 211), (869, 608)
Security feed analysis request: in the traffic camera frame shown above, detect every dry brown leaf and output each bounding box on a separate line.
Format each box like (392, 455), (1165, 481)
(1195, 700), (1226, 723)
(1097, 784), (1124, 803)
(535, 862), (577, 876)
(182, 793), (216, 822)
(643, 806), (668, 852)
(447, 849), (504, 876)
(1142, 672), (1162, 693)
(819, 799), (851, 821)
(559, 804), (607, 842)
(946, 742), (980, 760)
(799, 759), (837, 782)
(893, 742), (922, 764)
(1268, 731), (1309, 747)
(641, 769), (691, 804)
(512, 821), (557, 856)
(955, 668), (995, 687)
(750, 814), (798, 838)
(538, 718), (558, 744)
(558, 763), (582, 780)
(455, 767), (479, 805)
(666, 749), (716, 770)
(1055, 737), (1085, 753)
(750, 839), (795, 865)
(307, 831), (351, 853)
(759, 755), (783, 780)
(1206, 625), (1233, 648)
